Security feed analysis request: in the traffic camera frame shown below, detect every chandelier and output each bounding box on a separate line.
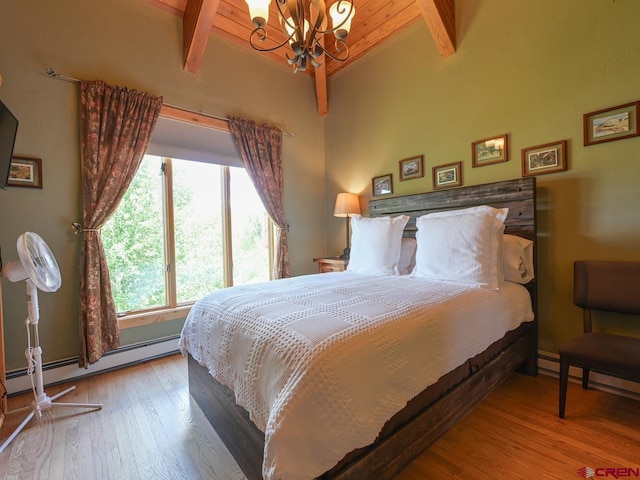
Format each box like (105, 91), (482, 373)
(244, 0), (356, 73)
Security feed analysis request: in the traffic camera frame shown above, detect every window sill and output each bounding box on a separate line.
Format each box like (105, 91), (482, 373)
(118, 304), (193, 330)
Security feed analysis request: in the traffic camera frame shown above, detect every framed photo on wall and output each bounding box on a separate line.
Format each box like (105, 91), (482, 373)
(521, 140), (567, 177)
(472, 134), (508, 167)
(432, 162), (462, 190)
(372, 173), (393, 196)
(8, 156), (43, 189)
(398, 155), (424, 181)
(583, 101), (640, 146)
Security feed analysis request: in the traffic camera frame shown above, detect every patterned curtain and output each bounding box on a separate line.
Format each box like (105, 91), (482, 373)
(228, 117), (291, 278)
(78, 80), (163, 368)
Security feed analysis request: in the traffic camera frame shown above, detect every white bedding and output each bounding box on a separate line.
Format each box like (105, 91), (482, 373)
(179, 272), (534, 480)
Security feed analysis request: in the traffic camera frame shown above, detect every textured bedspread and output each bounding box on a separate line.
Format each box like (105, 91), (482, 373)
(179, 272), (533, 480)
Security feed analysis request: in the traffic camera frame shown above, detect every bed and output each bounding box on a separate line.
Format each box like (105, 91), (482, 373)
(181, 177), (538, 480)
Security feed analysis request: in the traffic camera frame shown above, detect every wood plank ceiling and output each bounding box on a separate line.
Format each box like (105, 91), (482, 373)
(144, 0), (456, 116)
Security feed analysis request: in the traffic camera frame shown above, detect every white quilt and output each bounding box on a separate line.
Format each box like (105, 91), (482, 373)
(179, 272), (534, 480)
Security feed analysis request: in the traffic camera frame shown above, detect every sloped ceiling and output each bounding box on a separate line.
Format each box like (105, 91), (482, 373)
(143, 0), (456, 116)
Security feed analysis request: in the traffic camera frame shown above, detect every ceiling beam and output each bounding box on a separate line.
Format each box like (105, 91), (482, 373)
(315, 30), (328, 117)
(314, 59), (328, 118)
(183, 0), (221, 73)
(415, 0), (456, 57)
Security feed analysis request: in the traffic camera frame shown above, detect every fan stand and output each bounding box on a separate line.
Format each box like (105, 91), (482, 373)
(0, 279), (102, 454)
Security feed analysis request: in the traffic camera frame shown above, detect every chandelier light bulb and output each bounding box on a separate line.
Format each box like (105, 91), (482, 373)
(329, 1), (355, 40)
(246, 0), (270, 28)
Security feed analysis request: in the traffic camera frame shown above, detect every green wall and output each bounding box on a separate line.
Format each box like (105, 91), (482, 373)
(0, 0), (326, 370)
(325, 0), (640, 353)
(1, 0), (639, 372)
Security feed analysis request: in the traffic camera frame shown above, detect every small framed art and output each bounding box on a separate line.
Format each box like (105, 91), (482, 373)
(372, 173), (393, 196)
(583, 101), (640, 146)
(472, 134), (508, 167)
(432, 162), (462, 190)
(521, 140), (567, 177)
(398, 155), (424, 181)
(8, 156), (43, 189)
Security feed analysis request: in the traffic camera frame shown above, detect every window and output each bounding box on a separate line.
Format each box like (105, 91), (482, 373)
(102, 153), (272, 319)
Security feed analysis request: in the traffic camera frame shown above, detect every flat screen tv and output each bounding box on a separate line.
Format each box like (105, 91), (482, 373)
(0, 99), (19, 190)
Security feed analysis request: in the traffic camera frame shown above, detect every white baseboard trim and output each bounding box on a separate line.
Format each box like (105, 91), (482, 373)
(538, 350), (640, 402)
(7, 344), (639, 402)
(5, 336), (180, 396)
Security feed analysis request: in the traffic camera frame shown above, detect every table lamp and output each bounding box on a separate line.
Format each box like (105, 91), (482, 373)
(334, 192), (361, 259)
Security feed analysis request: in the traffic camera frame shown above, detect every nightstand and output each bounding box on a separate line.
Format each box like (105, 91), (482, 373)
(313, 257), (348, 273)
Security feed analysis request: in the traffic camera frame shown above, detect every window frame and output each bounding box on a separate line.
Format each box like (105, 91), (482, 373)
(117, 107), (273, 329)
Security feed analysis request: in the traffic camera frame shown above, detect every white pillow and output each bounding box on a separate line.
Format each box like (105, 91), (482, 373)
(503, 234), (535, 284)
(411, 205), (508, 289)
(347, 215), (410, 276)
(398, 238), (417, 275)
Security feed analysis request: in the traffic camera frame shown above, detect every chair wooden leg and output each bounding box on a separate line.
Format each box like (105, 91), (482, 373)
(582, 367), (590, 389)
(559, 356), (570, 418)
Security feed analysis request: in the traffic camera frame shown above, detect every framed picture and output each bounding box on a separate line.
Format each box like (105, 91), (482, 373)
(372, 173), (393, 196)
(583, 101), (640, 146)
(521, 140), (567, 177)
(472, 134), (508, 167)
(8, 156), (42, 189)
(432, 162), (462, 190)
(398, 155), (424, 181)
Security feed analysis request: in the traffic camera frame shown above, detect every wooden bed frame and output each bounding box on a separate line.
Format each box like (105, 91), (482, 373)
(187, 177), (538, 480)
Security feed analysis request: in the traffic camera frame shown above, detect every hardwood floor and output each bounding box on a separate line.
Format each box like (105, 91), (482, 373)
(0, 354), (638, 479)
(398, 374), (640, 480)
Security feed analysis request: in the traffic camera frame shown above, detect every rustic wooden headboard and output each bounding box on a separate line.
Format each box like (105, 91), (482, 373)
(369, 177), (537, 242)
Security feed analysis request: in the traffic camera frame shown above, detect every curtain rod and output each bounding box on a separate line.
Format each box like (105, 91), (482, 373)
(41, 68), (293, 136)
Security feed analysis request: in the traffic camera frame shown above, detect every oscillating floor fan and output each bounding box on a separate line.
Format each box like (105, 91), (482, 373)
(0, 232), (102, 453)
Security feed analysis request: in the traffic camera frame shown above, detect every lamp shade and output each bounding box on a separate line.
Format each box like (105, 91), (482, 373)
(246, 0), (270, 27)
(334, 192), (360, 217)
(329, 1), (355, 39)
